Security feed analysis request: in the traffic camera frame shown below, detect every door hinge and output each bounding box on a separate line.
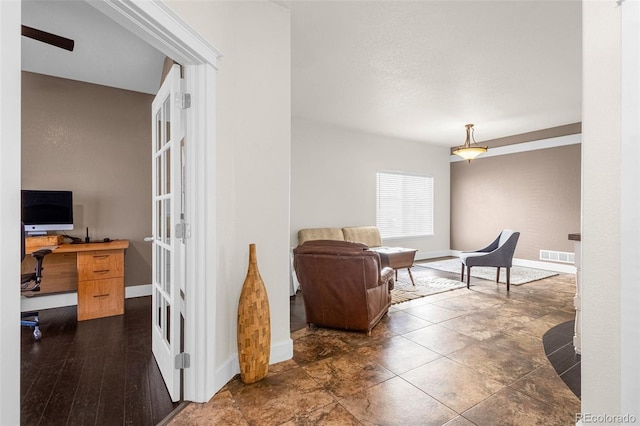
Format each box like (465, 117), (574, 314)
(175, 352), (190, 369)
(176, 93), (191, 109)
(175, 222), (191, 239)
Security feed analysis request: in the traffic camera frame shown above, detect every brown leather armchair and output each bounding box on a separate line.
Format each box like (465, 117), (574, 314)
(293, 240), (395, 335)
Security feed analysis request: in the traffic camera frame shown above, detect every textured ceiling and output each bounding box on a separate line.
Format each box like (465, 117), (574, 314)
(22, 1), (582, 147)
(290, 1), (582, 146)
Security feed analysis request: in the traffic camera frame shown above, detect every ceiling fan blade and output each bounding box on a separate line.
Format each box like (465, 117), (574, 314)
(21, 25), (74, 52)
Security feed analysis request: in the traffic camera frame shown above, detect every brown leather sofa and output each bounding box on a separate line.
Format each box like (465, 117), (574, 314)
(293, 240), (395, 335)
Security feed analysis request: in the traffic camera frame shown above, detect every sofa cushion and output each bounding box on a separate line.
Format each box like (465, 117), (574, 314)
(295, 239), (369, 256)
(298, 228), (344, 245)
(342, 226), (382, 248)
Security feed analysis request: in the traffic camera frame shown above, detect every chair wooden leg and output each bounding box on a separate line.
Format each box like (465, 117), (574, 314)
(461, 263), (465, 282)
(496, 267), (500, 283)
(466, 266), (471, 288)
(506, 268), (511, 292)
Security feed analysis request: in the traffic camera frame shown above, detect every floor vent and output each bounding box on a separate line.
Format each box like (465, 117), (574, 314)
(540, 250), (575, 264)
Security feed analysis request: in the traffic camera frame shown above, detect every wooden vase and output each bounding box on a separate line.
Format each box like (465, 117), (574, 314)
(237, 243), (271, 384)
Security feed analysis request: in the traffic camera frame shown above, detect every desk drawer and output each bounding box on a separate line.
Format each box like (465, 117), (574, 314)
(77, 250), (124, 281)
(77, 278), (124, 321)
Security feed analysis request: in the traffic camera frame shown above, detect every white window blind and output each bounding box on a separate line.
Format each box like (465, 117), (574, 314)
(376, 172), (434, 239)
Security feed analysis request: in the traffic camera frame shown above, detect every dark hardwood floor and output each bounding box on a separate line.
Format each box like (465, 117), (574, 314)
(21, 296), (179, 426)
(289, 291), (307, 332)
(542, 319), (581, 399)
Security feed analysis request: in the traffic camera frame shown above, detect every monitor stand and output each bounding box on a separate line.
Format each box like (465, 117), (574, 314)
(26, 231), (48, 236)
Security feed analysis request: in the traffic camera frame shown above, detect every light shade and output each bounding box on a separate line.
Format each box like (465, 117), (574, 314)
(452, 146), (487, 161)
(453, 124), (488, 163)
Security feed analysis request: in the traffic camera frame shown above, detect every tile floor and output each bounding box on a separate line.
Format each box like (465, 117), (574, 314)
(168, 272), (580, 426)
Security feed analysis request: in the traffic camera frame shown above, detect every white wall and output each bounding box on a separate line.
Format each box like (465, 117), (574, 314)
(620, 0), (640, 416)
(0, 2), (21, 424)
(582, 0), (622, 418)
(291, 117), (450, 258)
(165, 0), (291, 393)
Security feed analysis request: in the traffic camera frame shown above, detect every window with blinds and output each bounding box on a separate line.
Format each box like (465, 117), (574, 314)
(376, 172), (434, 239)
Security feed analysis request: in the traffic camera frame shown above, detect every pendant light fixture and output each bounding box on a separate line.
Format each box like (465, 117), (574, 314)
(453, 123), (488, 163)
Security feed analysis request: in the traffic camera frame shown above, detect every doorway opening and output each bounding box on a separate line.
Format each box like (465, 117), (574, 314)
(16, 1), (221, 419)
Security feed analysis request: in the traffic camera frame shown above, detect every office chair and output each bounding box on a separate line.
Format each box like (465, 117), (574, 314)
(21, 222), (51, 340)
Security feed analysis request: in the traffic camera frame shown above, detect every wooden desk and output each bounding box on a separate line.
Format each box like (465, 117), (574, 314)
(23, 240), (130, 321)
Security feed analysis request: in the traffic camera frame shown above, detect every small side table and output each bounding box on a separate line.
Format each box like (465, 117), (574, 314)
(371, 247), (418, 285)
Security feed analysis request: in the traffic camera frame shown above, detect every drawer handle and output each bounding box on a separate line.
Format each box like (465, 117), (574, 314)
(93, 294), (110, 298)
(93, 255), (110, 259)
(93, 269), (110, 274)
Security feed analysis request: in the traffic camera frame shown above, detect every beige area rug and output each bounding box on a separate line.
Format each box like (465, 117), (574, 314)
(418, 258), (559, 285)
(391, 269), (466, 305)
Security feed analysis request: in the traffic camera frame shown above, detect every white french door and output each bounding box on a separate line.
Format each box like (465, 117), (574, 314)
(151, 64), (187, 402)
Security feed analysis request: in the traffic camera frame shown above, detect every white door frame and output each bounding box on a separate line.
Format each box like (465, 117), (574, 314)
(0, 2), (221, 417)
(621, 0), (640, 417)
(0, 0), (220, 407)
(0, 1), (23, 424)
(87, 0), (221, 403)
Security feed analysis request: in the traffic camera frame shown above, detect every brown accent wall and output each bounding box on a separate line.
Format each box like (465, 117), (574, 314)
(21, 71), (153, 287)
(451, 142), (581, 262)
(160, 57), (176, 86)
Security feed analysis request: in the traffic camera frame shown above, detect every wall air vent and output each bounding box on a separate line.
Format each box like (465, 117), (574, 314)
(540, 250), (575, 264)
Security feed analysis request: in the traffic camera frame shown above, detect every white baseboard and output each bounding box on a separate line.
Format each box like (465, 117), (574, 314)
(448, 250), (576, 274)
(214, 354), (241, 396)
(415, 250), (455, 261)
(126, 284), (152, 298)
(270, 337), (294, 364)
(512, 258), (576, 274)
(21, 292), (77, 312)
(21, 283), (153, 312)
(213, 337), (294, 399)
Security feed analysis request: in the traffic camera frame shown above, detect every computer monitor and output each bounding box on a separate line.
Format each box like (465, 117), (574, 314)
(21, 190), (74, 236)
